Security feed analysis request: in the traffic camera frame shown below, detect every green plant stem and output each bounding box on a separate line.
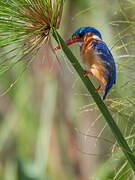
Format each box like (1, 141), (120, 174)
(53, 30), (135, 173)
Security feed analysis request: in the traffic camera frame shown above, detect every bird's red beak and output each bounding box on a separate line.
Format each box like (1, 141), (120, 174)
(54, 38), (79, 50)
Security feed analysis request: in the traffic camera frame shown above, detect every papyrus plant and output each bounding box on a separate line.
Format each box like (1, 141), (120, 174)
(0, 0), (64, 74)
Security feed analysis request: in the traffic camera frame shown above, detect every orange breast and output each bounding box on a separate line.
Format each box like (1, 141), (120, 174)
(80, 35), (108, 86)
(91, 63), (107, 86)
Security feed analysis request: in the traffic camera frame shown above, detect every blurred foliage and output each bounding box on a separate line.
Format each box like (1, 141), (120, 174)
(0, 0), (135, 180)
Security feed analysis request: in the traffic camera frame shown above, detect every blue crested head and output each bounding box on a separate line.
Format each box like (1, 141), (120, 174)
(72, 27), (102, 40)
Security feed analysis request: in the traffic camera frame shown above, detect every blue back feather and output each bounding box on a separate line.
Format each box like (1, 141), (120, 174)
(91, 41), (116, 100)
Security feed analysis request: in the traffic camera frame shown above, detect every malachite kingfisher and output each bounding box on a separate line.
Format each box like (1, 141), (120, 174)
(55, 27), (116, 100)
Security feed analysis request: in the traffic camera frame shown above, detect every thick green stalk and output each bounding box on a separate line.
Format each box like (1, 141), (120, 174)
(53, 30), (135, 172)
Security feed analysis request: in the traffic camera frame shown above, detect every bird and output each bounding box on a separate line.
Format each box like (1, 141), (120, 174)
(55, 27), (116, 100)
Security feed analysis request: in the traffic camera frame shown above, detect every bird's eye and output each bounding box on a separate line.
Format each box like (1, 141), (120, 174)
(79, 32), (84, 38)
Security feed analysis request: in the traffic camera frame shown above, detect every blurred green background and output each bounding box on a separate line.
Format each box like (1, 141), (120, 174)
(1, 0), (135, 179)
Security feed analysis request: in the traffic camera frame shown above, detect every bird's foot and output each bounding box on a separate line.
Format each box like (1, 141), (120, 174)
(95, 85), (101, 92)
(84, 69), (93, 77)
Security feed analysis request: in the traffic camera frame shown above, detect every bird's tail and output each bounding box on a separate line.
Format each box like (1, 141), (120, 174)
(103, 81), (113, 100)
(103, 88), (108, 100)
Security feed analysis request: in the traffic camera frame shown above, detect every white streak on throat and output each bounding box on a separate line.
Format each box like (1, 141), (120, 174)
(92, 35), (101, 41)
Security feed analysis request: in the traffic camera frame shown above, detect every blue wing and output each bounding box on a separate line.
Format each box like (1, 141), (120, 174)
(92, 41), (116, 100)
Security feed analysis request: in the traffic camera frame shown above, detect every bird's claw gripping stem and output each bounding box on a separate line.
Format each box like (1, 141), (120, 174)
(95, 85), (101, 92)
(84, 69), (93, 77)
